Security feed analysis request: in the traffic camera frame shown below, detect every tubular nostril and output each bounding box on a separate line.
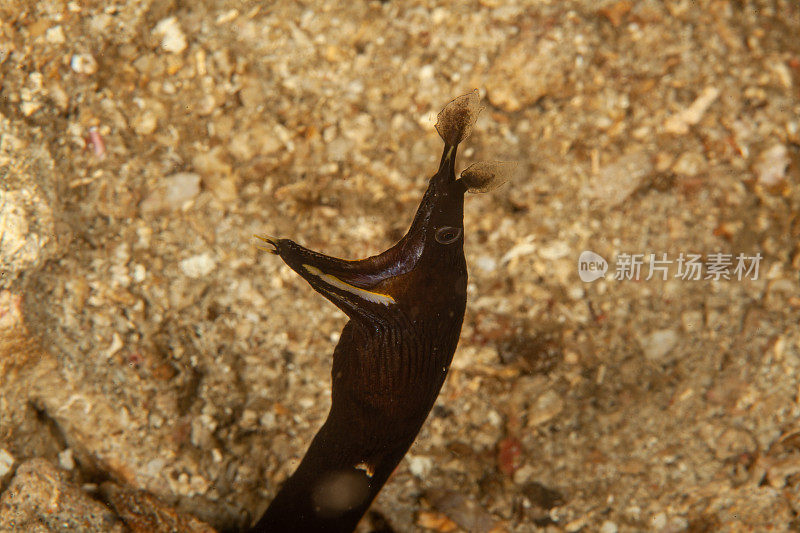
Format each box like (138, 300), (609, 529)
(434, 89), (483, 147)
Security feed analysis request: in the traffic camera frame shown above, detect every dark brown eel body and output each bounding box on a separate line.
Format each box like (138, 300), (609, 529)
(252, 91), (508, 532)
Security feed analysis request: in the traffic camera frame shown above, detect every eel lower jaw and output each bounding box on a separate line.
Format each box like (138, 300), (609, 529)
(301, 264), (396, 307)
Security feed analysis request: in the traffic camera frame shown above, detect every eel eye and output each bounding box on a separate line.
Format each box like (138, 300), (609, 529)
(435, 226), (462, 245)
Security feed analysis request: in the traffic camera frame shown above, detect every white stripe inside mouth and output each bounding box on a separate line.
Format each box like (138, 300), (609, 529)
(302, 264), (396, 306)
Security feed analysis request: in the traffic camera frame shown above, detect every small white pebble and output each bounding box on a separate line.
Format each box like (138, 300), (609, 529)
(164, 172), (201, 207)
(663, 86), (719, 134)
(600, 520), (618, 533)
(431, 7), (448, 24)
(119, 406), (131, 428)
(672, 152), (705, 177)
(154, 17), (187, 54)
(149, 413), (164, 428)
(215, 9), (239, 25)
(260, 411), (277, 429)
(145, 458), (166, 477)
(180, 253), (217, 278)
(104, 332), (124, 360)
(502, 241), (537, 264)
(567, 285), (585, 300)
(667, 516), (689, 530)
(754, 144), (789, 187)
(132, 110), (158, 135)
(132, 263), (146, 282)
(190, 474), (209, 495)
(0, 449), (15, 477)
(298, 397), (315, 409)
(486, 409), (503, 427)
(70, 53), (98, 75)
(45, 25), (66, 44)
(528, 390), (564, 426)
(566, 517), (587, 532)
(406, 455), (433, 478)
(475, 255), (497, 272)
(19, 101), (42, 116)
(625, 505), (642, 519)
(513, 464), (536, 485)
(640, 329), (679, 361)
(240, 409), (258, 428)
(419, 64), (435, 81)
(651, 512), (667, 529)
(58, 448), (75, 470)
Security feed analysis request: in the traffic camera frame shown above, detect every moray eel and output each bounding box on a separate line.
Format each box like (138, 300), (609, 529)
(253, 91), (510, 532)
